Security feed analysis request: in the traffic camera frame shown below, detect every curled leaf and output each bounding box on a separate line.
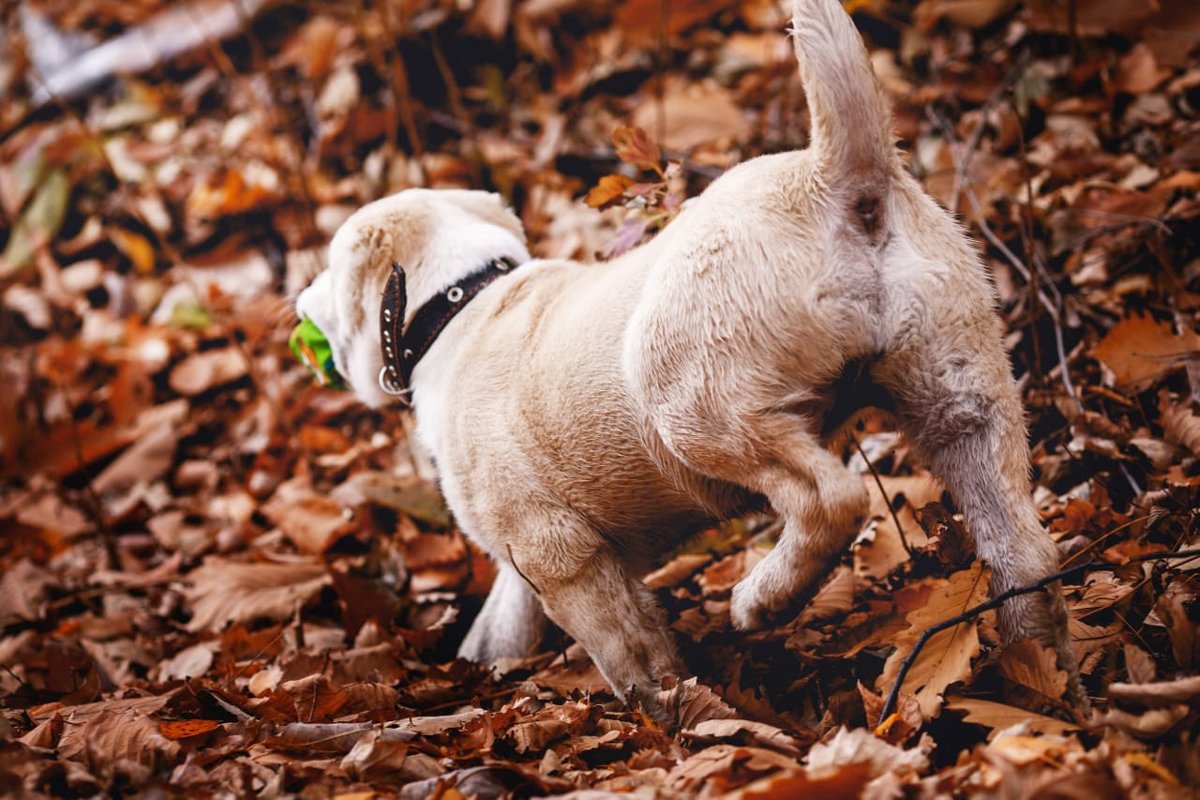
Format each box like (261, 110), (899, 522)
(612, 125), (662, 173)
(585, 174), (634, 209)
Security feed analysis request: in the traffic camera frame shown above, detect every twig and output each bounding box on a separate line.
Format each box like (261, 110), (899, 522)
(505, 544), (543, 596)
(429, 32), (483, 186)
(879, 546), (1200, 721)
(948, 52), (1029, 213)
(851, 432), (914, 557)
(52, 375), (119, 570)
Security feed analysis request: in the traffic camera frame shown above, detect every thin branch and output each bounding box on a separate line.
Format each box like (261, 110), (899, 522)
(880, 546), (1200, 722)
(505, 544), (543, 596)
(851, 432), (914, 557)
(429, 32), (483, 186)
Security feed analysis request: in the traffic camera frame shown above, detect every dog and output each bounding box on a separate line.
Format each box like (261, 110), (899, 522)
(294, 0), (1079, 713)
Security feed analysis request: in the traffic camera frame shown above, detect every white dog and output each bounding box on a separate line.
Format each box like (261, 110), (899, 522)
(295, 0), (1077, 711)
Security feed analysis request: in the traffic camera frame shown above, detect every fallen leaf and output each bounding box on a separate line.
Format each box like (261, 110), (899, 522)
(59, 708), (181, 768)
(1108, 676), (1200, 707)
(806, 726), (929, 776)
(683, 718), (801, 756)
(169, 347), (247, 395)
(159, 719), (220, 740)
(1091, 313), (1200, 392)
(631, 82), (749, 151)
(184, 558), (330, 632)
(945, 697), (1080, 738)
(879, 562), (991, 716)
(1, 169), (69, 277)
(612, 126), (662, 173)
(585, 174), (634, 209)
(261, 478), (356, 555)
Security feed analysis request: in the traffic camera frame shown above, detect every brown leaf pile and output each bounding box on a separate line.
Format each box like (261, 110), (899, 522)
(2, 0), (1199, 796)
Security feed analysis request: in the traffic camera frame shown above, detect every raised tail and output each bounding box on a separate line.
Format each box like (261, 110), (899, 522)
(790, 0), (895, 186)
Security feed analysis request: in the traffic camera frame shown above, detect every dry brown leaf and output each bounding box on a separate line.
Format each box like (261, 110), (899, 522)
(1072, 571), (1136, 617)
(856, 474), (942, 579)
(731, 763), (873, 800)
(1095, 705), (1189, 739)
(645, 553), (711, 589)
(879, 562), (991, 716)
(1123, 642), (1158, 684)
(585, 174), (634, 209)
(156, 642), (215, 681)
(615, 0), (738, 44)
(260, 477), (355, 555)
(806, 726), (929, 776)
(915, 0), (1016, 30)
(1117, 43), (1169, 93)
(795, 565), (856, 626)
(1108, 676), (1200, 707)
(662, 677), (738, 730)
(667, 744), (798, 793)
(1159, 396), (1200, 457)
(612, 125), (662, 173)
(1091, 313), (1200, 392)
(507, 718), (571, 754)
(1026, 0), (1159, 37)
(340, 728), (443, 781)
(0, 559), (54, 621)
(184, 557), (330, 632)
(1154, 581), (1198, 671)
(280, 673), (349, 722)
(168, 347), (247, 396)
(59, 708), (181, 768)
(631, 82), (749, 151)
(159, 719), (220, 740)
(683, 718), (801, 756)
(984, 733), (1078, 766)
(994, 638), (1069, 701)
(91, 421), (177, 498)
(945, 697), (1080, 739)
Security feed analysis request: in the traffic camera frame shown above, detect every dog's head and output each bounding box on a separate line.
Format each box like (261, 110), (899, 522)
(293, 188), (529, 407)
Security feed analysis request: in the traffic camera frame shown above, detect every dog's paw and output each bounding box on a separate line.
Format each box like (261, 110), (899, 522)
(730, 578), (773, 631)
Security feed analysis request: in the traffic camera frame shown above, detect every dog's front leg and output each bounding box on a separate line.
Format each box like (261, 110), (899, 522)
(458, 560), (547, 664)
(515, 539), (685, 718)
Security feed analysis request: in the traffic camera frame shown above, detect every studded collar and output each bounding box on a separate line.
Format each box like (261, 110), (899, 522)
(378, 256), (521, 402)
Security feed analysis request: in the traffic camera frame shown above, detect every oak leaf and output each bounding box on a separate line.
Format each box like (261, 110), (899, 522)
(879, 562), (991, 716)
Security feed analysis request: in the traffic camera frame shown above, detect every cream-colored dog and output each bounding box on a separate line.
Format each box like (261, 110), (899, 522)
(296, 0), (1077, 710)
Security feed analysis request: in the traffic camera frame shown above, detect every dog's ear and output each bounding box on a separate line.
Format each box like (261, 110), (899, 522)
(440, 190), (526, 243)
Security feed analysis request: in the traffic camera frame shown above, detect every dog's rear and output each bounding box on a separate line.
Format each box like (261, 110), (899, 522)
(793, 0), (1084, 707)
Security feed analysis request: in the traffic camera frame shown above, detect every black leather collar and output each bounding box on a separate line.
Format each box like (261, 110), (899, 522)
(379, 256), (520, 401)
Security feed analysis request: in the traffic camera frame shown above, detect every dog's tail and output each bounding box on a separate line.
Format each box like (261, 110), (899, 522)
(790, 0), (895, 188)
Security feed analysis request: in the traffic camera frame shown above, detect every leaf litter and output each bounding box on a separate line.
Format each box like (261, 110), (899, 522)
(2, 0), (1200, 796)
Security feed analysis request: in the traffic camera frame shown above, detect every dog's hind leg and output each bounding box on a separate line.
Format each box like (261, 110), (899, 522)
(458, 560), (547, 665)
(872, 214), (1084, 707)
(649, 405), (870, 631)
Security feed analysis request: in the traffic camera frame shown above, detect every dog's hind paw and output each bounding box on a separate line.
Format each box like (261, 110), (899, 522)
(729, 576), (774, 631)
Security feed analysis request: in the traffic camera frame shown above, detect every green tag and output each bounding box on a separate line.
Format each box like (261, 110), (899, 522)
(289, 317), (346, 389)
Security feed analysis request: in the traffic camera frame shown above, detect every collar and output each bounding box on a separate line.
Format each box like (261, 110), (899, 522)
(378, 255), (520, 402)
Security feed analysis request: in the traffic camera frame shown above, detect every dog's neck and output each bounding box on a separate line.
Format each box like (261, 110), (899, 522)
(379, 255), (522, 399)
(395, 213), (531, 326)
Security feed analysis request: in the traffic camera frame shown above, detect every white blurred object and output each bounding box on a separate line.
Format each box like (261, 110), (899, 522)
(23, 0), (274, 107)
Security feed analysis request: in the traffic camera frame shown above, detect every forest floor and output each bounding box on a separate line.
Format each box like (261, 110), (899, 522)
(1, 0), (1199, 796)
